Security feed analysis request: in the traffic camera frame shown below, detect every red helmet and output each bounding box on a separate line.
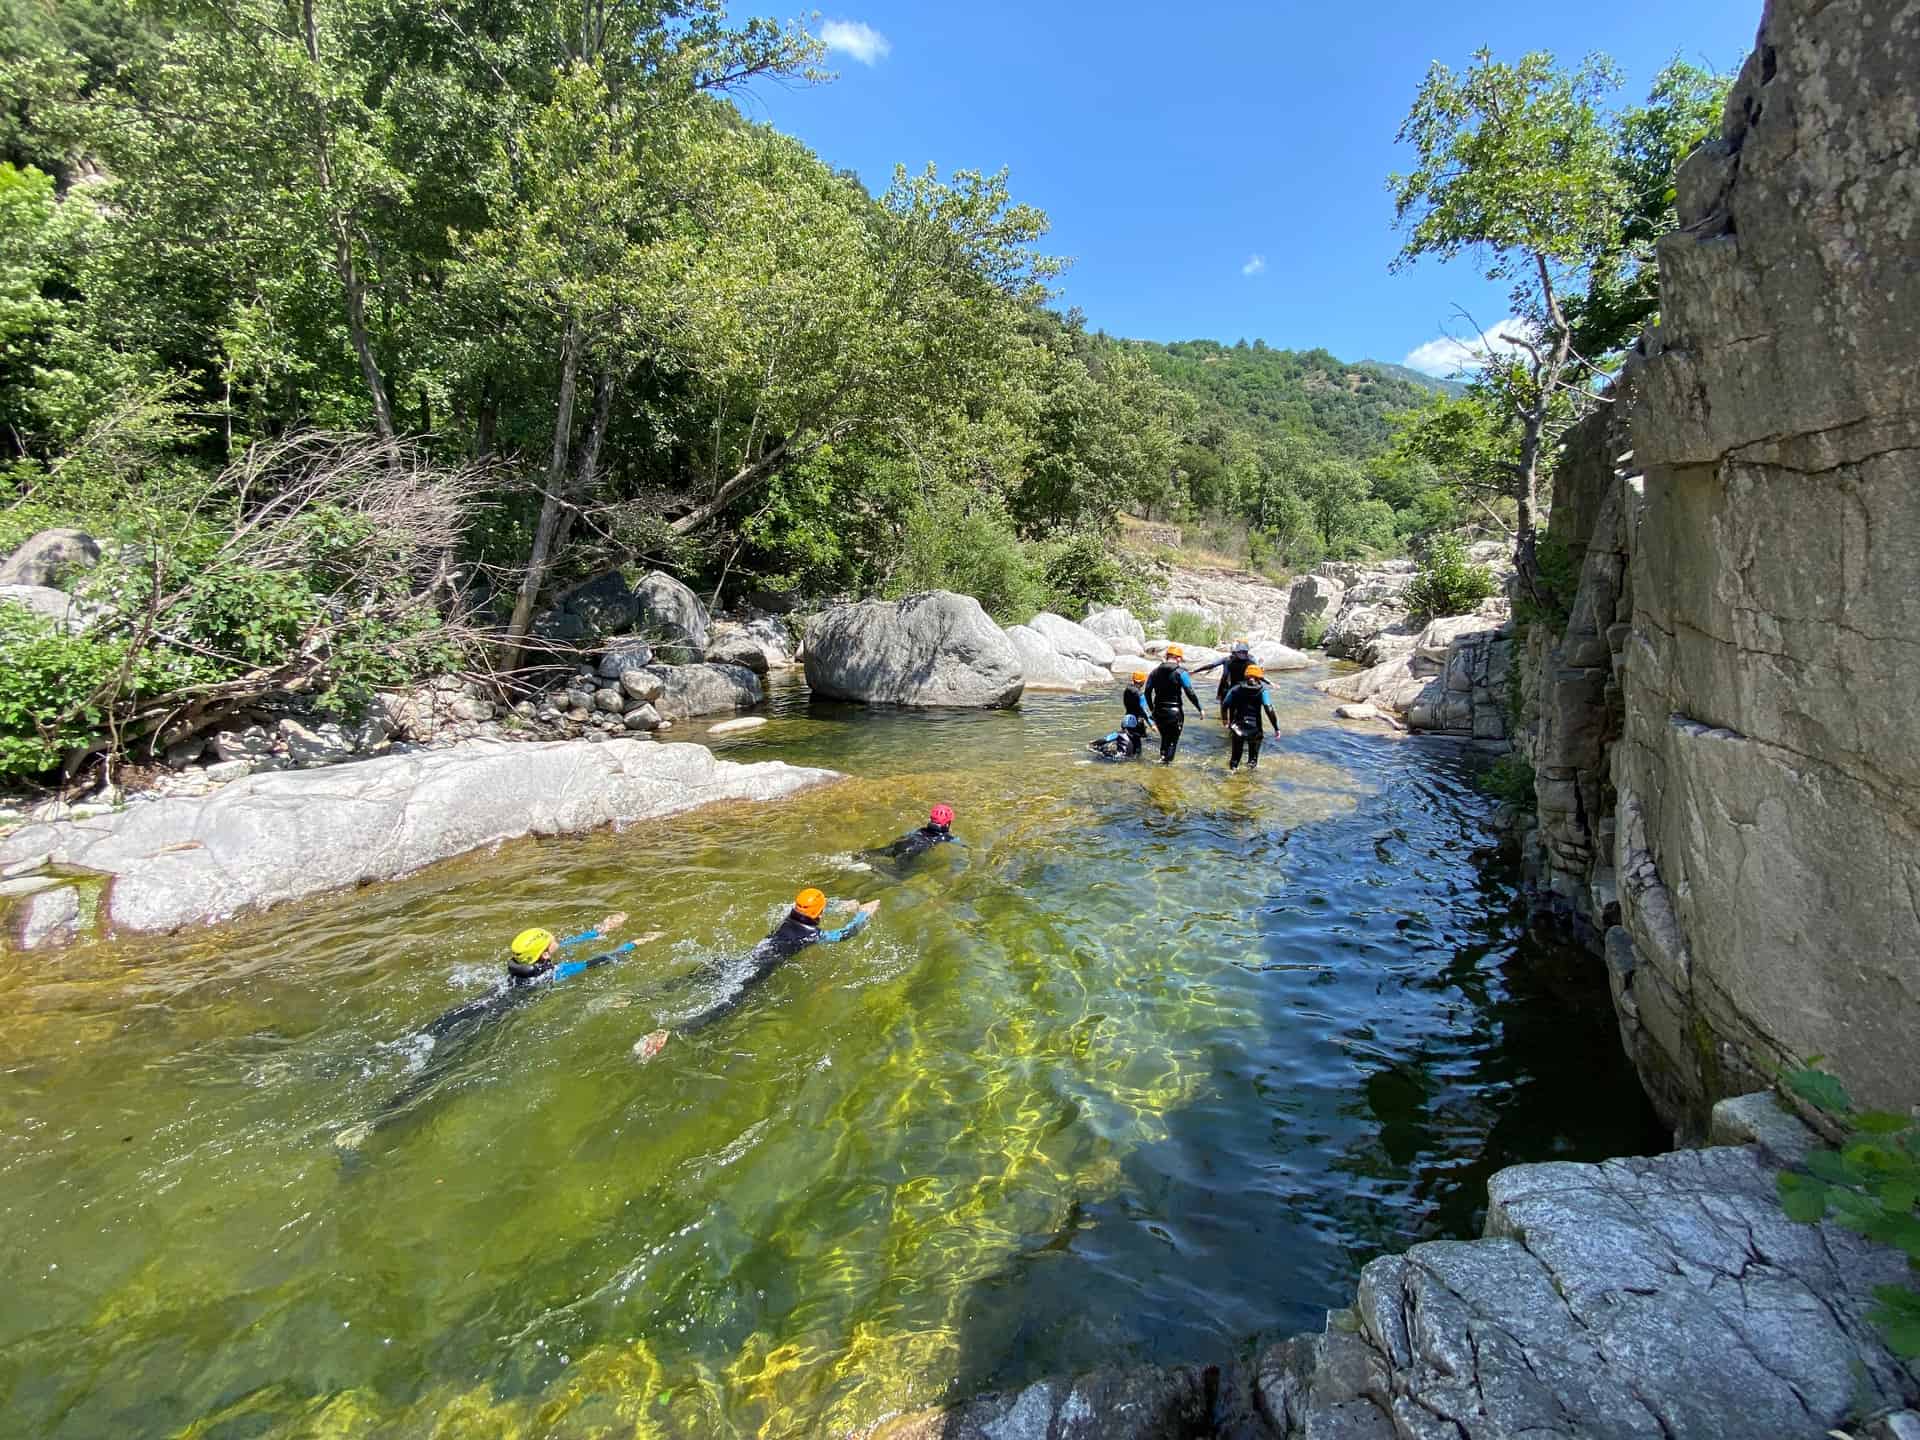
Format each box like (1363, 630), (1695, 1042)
(929, 804), (954, 827)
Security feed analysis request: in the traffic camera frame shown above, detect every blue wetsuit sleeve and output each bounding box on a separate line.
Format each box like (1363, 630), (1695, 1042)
(553, 940), (635, 981)
(1182, 672), (1203, 712)
(1264, 690), (1279, 732)
(818, 909), (871, 944)
(558, 929), (601, 950)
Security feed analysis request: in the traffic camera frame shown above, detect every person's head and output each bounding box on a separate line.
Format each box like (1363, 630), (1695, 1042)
(1131, 669), (1147, 685)
(1233, 639), (1251, 656)
(929, 803), (954, 832)
(510, 927), (557, 968)
(1164, 644), (1184, 663)
(1122, 714), (1140, 731)
(793, 887), (827, 922)
(1246, 664), (1266, 682)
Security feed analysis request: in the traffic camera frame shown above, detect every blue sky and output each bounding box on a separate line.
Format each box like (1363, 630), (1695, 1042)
(734, 0), (1758, 374)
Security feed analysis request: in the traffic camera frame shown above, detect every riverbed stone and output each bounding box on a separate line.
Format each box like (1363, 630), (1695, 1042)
(704, 621), (774, 674)
(597, 640), (654, 679)
(633, 569), (711, 656)
(623, 703), (661, 732)
(804, 592), (1024, 708)
(873, 1364), (1210, 1440)
(16, 882), (81, 948)
(592, 687), (626, 713)
(1006, 622), (1112, 690)
(1026, 611), (1117, 668)
(279, 717), (354, 766)
(1083, 606), (1148, 652)
(0, 738), (837, 937)
(1283, 574), (1345, 647)
(0, 583), (93, 631)
(644, 662), (762, 721)
(0, 527), (101, 587)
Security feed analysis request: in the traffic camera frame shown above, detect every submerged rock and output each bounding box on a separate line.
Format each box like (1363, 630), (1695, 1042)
(0, 738), (838, 939)
(804, 592), (1024, 708)
(873, 1363), (1210, 1439)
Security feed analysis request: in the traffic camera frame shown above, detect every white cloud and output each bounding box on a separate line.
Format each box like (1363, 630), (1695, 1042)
(821, 19), (891, 65)
(1241, 254), (1267, 277)
(1403, 317), (1533, 377)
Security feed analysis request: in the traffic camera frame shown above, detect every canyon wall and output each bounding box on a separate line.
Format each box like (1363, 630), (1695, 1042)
(1526, 0), (1920, 1136)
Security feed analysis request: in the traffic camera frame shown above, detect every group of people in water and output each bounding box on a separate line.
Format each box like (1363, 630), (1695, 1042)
(341, 644), (1281, 1152)
(1091, 637), (1279, 770)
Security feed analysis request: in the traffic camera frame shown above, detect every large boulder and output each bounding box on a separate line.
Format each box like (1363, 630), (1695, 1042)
(1082, 606), (1148, 652)
(1249, 640), (1312, 671)
(643, 662), (762, 721)
(804, 592), (1024, 708)
(0, 528), (101, 588)
(705, 621), (778, 675)
(1282, 573), (1346, 648)
(1025, 612), (1116, 668)
(1005, 623), (1112, 690)
(597, 641), (654, 679)
(633, 570), (711, 657)
(556, 571), (640, 639)
(0, 738), (838, 937)
(1325, 603), (1418, 662)
(0, 584), (92, 631)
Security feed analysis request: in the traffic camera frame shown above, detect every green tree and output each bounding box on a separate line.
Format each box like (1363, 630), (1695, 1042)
(1390, 49), (1626, 590)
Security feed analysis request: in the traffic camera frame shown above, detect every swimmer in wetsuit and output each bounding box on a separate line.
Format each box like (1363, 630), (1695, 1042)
(1087, 714), (1145, 759)
(634, 888), (877, 1061)
(866, 804), (956, 864)
(334, 914), (638, 1150)
(1220, 664), (1280, 770)
(1121, 671), (1157, 737)
(1142, 646), (1205, 763)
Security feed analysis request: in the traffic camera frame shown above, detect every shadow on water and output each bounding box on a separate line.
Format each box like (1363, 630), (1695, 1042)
(0, 674), (1664, 1439)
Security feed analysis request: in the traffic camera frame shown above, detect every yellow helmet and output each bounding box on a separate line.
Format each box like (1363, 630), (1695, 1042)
(794, 887), (827, 920)
(510, 928), (555, 963)
(1246, 664), (1266, 680)
(1131, 669), (1147, 684)
(1165, 644), (1184, 660)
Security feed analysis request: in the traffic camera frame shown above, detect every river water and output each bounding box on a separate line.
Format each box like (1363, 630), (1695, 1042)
(0, 670), (1661, 1438)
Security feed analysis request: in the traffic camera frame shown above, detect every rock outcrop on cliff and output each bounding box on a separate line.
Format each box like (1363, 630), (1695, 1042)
(1520, 0), (1920, 1132)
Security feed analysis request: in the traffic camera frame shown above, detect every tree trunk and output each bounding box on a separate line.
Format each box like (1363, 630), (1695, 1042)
(1511, 252), (1574, 599)
(502, 321), (582, 669)
(668, 438), (793, 535)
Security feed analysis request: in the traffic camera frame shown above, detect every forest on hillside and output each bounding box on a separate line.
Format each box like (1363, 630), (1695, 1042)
(0, 0), (1725, 783)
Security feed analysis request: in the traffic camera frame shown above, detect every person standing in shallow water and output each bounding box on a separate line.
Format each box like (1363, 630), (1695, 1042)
(1121, 669), (1156, 738)
(635, 887), (878, 1061)
(1142, 646), (1204, 763)
(1192, 638), (1253, 704)
(1220, 664), (1279, 770)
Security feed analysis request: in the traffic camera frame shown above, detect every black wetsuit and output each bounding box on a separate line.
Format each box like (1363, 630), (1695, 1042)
(1142, 662), (1204, 763)
(870, 823), (953, 864)
(1122, 684), (1155, 733)
(674, 906), (870, 1036)
(1193, 652), (1252, 703)
(351, 934), (631, 1143)
(1088, 726), (1143, 759)
(1221, 680), (1279, 770)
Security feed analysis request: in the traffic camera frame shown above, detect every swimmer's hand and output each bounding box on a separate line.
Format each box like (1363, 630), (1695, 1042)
(597, 911), (629, 935)
(858, 900), (880, 917)
(635, 1029), (669, 1062)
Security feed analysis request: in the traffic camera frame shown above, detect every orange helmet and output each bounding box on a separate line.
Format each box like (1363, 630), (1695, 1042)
(1165, 644), (1184, 660)
(794, 887), (827, 920)
(1246, 664), (1266, 680)
(1131, 669), (1147, 684)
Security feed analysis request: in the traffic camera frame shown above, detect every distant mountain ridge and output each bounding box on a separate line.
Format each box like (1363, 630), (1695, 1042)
(1360, 360), (1468, 398)
(1131, 338), (1455, 460)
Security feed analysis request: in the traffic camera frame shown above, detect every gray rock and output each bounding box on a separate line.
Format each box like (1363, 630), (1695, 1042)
(592, 687), (626, 713)
(633, 569), (711, 655)
(1249, 639), (1312, 671)
(1, 851), (50, 879)
(557, 570), (640, 639)
(0, 874), (59, 899)
(623, 703), (661, 731)
(704, 622), (772, 675)
(617, 668), (663, 703)
(205, 759), (253, 783)
(1082, 606), (1148, 652)
(0, 583), (92, 631)
(804, 592), (1024, 708)
(164, 737), (206, 770)
(1283, 573), (1346, 647)
(878, 1365), (1209, 1440)
(346, 698), (395, 753)
(17, 882), (81, 948)
(645, 662), (762, 721)
(0, 738), (838, 935)
(1026, 611), (1117, 668)
(0, 528), (101, 587)
(1005, 622), (1112, 690)
(211, 726), (275, 764)
(597, 641), (655, 679)
(279, 718), (354, 766)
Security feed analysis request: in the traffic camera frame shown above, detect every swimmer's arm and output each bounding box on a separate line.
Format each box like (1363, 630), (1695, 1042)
(1181, 672), (1203, 712)
(819, 901), (879, 943)
(553, 940), (636, 981)
(559, 911), (630, 949)
(1264, 696), (1279, 733)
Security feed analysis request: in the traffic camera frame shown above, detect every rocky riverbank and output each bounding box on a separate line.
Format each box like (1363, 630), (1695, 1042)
(870, 1093), (1920, 1440)
(0, 738), (837, 946)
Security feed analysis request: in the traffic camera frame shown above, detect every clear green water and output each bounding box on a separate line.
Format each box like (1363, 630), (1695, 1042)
(0, 673), (1661, 1438)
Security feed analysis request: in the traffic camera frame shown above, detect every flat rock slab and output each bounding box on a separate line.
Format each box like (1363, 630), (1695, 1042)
(0, 738), (838, 938)
(870, 1364), (1211, 1439)
(1270, 1138), (1918, 1439)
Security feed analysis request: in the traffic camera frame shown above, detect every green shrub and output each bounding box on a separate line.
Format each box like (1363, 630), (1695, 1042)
(1164, 609), (1219, 647)
(1478, 753), (1536, 811)
(1515, 532), (1579, 630)
(1775, 1065), (1920, 1358)
(1297, 613), (1329, 649)
(1406, 534), (1498, 620)
(887, 491), (1044, 625)
(1035, 531), (1151, 619)
(0, 610), (136, 778)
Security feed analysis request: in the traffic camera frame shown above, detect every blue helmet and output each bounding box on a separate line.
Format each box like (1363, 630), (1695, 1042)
(1122, 714), (1141, 729)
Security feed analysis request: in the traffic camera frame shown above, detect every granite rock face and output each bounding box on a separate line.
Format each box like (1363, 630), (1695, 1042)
(1515, 0), (1920, 1130)
(0, 738), (837, 938)
(642, 662), (763, 721)
(0, 528), (101, 587)
(1005, 622), (1113, 691)
(804, 592), (1024, 708)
